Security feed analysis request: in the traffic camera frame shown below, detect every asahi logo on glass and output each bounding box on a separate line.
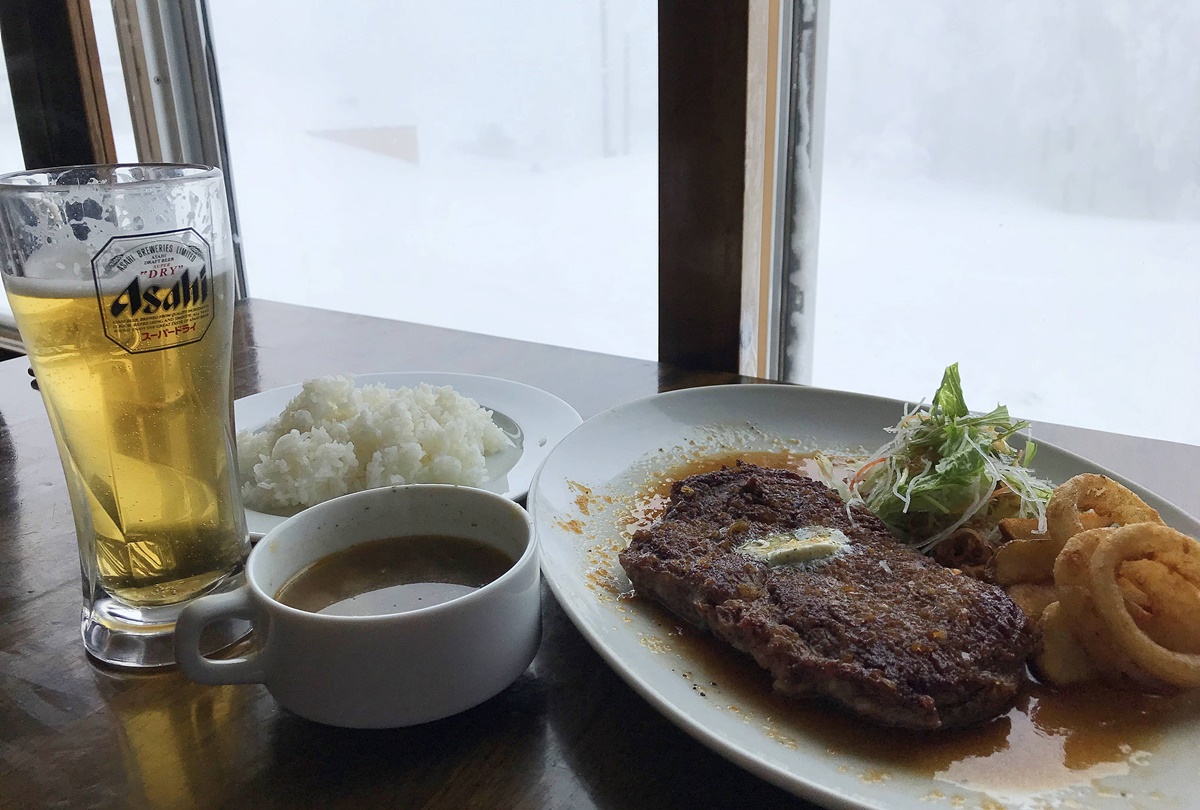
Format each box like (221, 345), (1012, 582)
(92, 227), (215, 354)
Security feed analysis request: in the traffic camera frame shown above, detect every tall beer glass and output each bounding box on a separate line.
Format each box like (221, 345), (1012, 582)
(0, 165), (249, 668)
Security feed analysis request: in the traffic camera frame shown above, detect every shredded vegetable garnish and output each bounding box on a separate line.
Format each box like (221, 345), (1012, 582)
(848, 364), (1052, 553)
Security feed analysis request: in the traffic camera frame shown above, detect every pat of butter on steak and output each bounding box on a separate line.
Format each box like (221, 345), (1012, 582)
(618, 463), (1034, 730)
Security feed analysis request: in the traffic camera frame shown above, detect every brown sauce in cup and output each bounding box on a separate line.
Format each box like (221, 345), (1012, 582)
(276, 534), (515, 616)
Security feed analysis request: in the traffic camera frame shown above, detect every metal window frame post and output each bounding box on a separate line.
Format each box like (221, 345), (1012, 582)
(741, 0), (828, 382)
(111, 0), (247, 298)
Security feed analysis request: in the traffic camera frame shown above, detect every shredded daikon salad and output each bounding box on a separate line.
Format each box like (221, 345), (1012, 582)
(846, 364), (1053, 553)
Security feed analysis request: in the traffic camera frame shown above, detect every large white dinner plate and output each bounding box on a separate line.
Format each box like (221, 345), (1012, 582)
(236, 372), (581, 538)
(528, 383), (1200, 810)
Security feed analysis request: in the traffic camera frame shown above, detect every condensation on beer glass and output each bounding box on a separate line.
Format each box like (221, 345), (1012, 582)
(0, 164), (250, 668)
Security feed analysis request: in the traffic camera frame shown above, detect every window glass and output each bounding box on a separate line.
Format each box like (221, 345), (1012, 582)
(0, 60), (21, 171)
(206, 1), (658, 359)
(0, 55), (21, 319)
(90, 0), (139, 162)
(814, 1), (1200, 445)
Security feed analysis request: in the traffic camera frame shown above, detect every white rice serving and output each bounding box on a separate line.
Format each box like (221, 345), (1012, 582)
(237, 375), (511, 513)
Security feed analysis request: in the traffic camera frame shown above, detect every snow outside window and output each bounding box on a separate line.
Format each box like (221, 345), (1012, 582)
(811, 0), (1200, 446)
(205, 0), (658, 361)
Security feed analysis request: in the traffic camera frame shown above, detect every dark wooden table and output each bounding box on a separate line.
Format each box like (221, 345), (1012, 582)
(2, 299), (1197, 809)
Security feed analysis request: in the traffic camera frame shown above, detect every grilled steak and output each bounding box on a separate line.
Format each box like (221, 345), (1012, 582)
(618, 463), (1034, 730)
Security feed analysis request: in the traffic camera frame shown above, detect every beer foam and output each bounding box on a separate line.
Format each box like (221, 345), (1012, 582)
(4, 242), (94, 292)
(3, 272), (100, 299)
(5, 248), (233, 298)
(26, 242), (94, 279)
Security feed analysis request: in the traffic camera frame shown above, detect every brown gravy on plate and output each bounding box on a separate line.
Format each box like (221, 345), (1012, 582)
(642, 595), (1197, 792)
(590, 450), (1200, 793)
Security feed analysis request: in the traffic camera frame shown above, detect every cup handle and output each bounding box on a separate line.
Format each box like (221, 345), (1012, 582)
(175, 588), (266, 685)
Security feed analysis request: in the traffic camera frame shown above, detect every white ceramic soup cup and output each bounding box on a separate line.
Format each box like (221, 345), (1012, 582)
(175, 484), (540, 728)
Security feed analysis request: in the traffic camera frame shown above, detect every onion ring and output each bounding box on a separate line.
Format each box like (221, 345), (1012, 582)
(1047, 474), (1162, 545)
(1057, 524), (1200, 690)
(1120, 558), (1200, 655)
(1053, 529), (1141, 685)
(992, 475), (1157, 587)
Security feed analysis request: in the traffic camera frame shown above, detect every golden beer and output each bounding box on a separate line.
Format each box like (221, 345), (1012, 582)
(0, 164), (248, 667)
(7, 264), (247, 607)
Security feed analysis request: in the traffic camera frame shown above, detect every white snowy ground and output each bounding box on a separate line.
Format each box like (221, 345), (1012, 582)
(814, 165), (1200, 446)
(228, 136), (658, 359)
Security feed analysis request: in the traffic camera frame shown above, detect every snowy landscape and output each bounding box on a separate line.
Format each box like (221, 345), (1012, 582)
(816, 0), (1200, 445)
(0, 1), (1196, 446)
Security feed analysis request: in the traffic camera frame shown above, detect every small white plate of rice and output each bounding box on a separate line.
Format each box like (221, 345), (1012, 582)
(234, 372), (582, 538)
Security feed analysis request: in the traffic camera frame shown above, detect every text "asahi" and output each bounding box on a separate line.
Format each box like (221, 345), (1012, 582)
(109, 268), (209, 318)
